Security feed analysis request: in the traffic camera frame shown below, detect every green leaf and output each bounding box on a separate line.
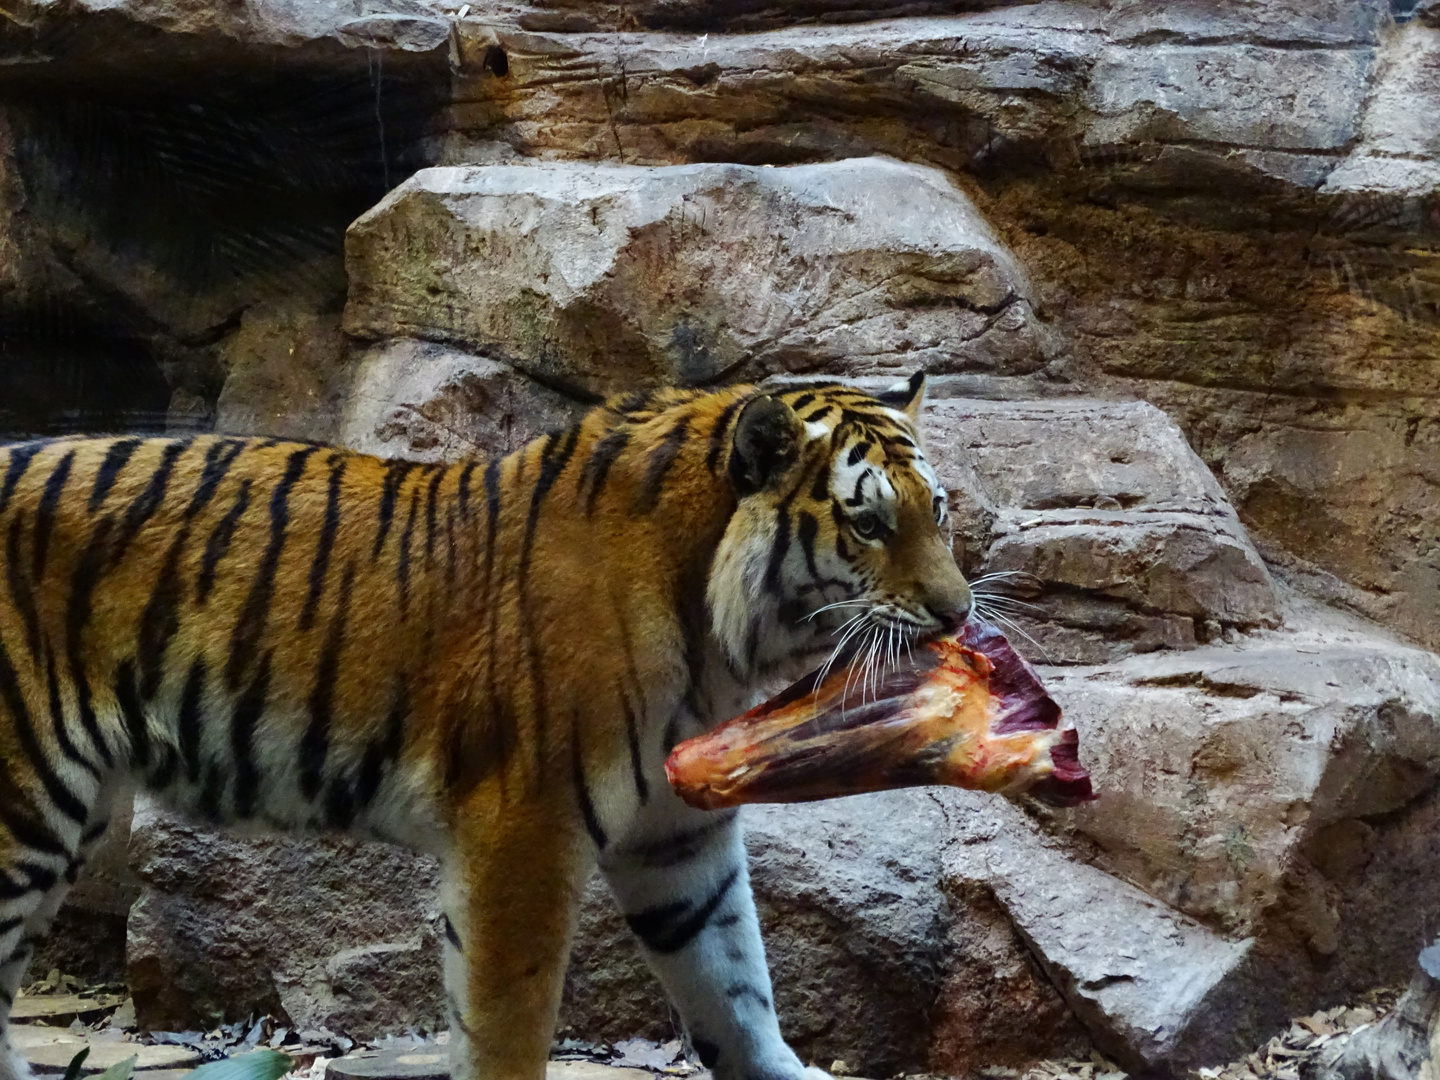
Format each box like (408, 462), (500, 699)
(93, 1054), (139, 1080)
(189, 1050), (297, 1080)
(62, 1047), (91, 1080)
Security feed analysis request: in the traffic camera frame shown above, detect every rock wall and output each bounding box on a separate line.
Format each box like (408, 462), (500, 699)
(3, 0), (1440, 1074)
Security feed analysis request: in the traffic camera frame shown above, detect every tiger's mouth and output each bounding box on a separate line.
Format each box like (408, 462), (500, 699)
(802, 601), (938, 704)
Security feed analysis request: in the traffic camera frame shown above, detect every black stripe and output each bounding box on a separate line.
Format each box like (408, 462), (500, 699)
(80, 819), (109, 847)
(111, 440), (190, 567)
(356, 681), (407, 810)
(177, 658), (207, 783)
(114, 660), (149, 768)
(0, 803), (65, 858)
(480, 459), (503, 784)
(300, 457), (347, 632)
(325, 774), (357, 831)
(628, 812), (737, 869)
(0, 442), (43, 516)
(46, 651), (99, 779)
(613, 607), (649, 803)
(847, 441), (871, 466)
(0, 756), (65, 859)
(196, 480), (252, 604)
(571, 712), (607, 850)
(301, 563), (355, 800)
(397, 490), (418, 615)
(444, 509), (458, 592)
(763, 494), (796, 594)
(65, 517), (115, 768)
(625, 868), (740, 954)
(725, 984), (771, 1010)
(796, 511), (821, 581)
(148, 745), (180, 791)
(197, 761), (228, 822)
(88, 439), (142, 512)
(636, 416), (690, 513)
(810, 467), (830, 502)
(12, 862), (56, 892)
(425, 468), (443, 564)
(803, 405), (832, 424)
(32, 450), (74, 581)
(522, 427), (582, 579)
(184, 439), (246, 520)
(6, 515), (41, 661)
(0, 636), (87, 825)
(790, 393), (817, 412)
(442, 913), (462, 951)
(706, 399), (745, 474)
(225, 446), (317, 690)
(0, 916), (21, 938)
(372, 461), (416, 559)
(579, 428), (629, 514)
(231, 653), (272, 818)
(137, 527), (190, 700)
(622, 695), (647, 805)
(457, 461), (477, 519)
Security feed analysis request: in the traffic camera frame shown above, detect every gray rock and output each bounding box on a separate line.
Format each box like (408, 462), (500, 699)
(995, 614), (1440, 1067)
(565, 789), (1077, 1076)
(126, 799), (445, 1037)
(336, 339), (587, 461)
(920, 398), (1280, 662)
(344, 158), (1044, 397)
(943, 792), (1251, 1072)
(1325, 23), (1440, 194)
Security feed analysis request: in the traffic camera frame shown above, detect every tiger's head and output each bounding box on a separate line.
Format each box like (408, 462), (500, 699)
(710, 373), (972, 681)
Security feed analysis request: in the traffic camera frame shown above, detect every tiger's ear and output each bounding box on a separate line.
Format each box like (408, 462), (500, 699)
(879, 371), (927, 422)
(730, 395), (803, 496)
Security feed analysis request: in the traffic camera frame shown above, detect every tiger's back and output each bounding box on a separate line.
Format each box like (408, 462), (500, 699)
(0, 435), (490, 845)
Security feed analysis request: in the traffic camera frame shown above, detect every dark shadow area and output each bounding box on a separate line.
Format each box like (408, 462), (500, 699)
(4, 65), (440, 296)
(0, 301), (171, 438)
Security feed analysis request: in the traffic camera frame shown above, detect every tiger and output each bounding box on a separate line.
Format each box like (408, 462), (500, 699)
(0, 373), (972, 1080)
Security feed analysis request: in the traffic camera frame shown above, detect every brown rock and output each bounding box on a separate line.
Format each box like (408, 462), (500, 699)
(213, 299), (351, 441)
(344, 158), (1043, 398)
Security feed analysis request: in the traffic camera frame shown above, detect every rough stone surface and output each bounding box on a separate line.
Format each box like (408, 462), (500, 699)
(564, 789), (1075, 1076)
(336, 339), (587, 460)
(920, 398), (1279, 661)
(31, 803), (137, 985)
(344, 158), (1044, 397)
(126, 798), (446, 1038)
(992, 605), (1440, 1069)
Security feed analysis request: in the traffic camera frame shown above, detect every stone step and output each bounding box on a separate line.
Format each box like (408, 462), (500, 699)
(12, 1026), (202, 1074)
(326, 1047), (661, 1080)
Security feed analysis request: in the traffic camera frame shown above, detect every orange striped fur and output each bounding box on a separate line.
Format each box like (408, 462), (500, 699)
(0, 377), (970, 1080)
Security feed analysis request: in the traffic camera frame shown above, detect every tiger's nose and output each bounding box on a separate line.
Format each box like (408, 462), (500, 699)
(929, 602), (973, 634)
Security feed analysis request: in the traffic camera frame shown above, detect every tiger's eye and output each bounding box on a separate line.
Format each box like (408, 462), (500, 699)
(852, 511), (886, 541)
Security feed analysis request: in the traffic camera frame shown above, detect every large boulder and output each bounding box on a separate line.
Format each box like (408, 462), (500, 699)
(126, 800), (446, 1038)
(960, 610), (1440, 1071)
(335, 339), (587, 461)
(344, 158), (1046, 398)
(919, 396), (1281, 662)
(128, 789), (1081, 1076)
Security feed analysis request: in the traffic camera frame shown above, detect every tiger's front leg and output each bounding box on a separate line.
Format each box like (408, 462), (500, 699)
(602, 796), (827, 1080)
(443, 797), (593, 1080)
